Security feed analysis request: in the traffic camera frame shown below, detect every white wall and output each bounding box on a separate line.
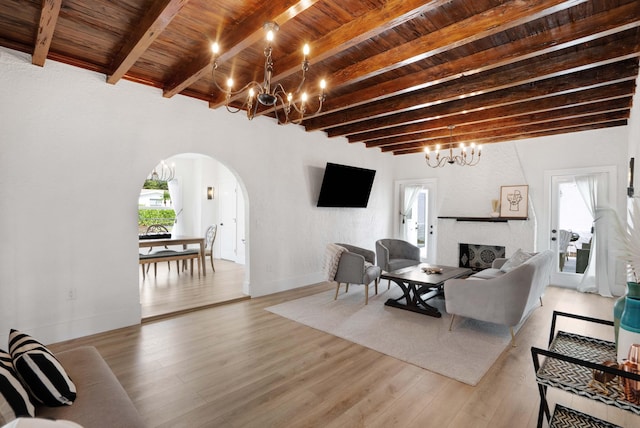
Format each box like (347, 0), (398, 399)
(0, 47), (393, 345)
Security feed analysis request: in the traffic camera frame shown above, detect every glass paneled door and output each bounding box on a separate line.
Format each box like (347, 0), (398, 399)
(546, 167), (614, 289)
(397, 179), (437, 263)
(550, 176), (593, 287)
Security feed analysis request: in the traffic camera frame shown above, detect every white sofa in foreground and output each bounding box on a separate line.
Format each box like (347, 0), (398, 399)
(36, 346), (145, 427)
(444, 249), (554, 345)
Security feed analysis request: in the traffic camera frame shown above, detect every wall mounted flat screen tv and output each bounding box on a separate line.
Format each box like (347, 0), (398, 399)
(317, 162), (376, 208)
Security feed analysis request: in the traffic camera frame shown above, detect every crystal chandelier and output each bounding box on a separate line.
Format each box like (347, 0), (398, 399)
(210, 22), (326, 124)
(424, 125), (481, 167)
(150, 160), (175, 182)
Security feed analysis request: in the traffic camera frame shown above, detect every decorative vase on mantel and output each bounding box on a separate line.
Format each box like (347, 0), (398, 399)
(490, 199), (500, 218)
(614, 282), (640, 347)
(617, 291), (640, 363)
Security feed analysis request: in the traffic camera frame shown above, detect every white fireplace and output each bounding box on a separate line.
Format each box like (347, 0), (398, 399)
(436, 217), (536, 267)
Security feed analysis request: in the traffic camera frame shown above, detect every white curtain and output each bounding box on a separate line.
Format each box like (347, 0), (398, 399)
(400, 185), (422, 240)
(168, 178), (183, 237)
(575, 175), (621, 297)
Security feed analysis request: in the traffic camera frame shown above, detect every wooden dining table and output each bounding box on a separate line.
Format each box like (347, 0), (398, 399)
(138, 235), (206, 276)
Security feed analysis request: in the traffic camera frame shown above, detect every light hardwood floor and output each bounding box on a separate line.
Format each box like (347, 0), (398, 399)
(50, 284), (640, 428)
(139, 258), (248, 320)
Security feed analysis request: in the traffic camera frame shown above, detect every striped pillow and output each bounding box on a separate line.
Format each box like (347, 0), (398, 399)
(8, 330), (76, 407)
(0, 349), (35, 424)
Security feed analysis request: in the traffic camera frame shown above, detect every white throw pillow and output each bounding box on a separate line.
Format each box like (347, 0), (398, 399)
(2, 418), (83, 428)
(500, 248), (533, 273)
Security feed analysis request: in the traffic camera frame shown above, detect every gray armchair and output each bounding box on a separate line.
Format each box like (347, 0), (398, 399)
(375, 239), (421, 272)
(333, 243), (381, 305)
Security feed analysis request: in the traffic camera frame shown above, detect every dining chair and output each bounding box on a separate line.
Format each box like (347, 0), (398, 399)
(204, 224), (218, 272)
(145, 224), (179, 275)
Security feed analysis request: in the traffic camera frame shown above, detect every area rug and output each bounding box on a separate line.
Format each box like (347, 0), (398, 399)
(265, 285), (518, 386)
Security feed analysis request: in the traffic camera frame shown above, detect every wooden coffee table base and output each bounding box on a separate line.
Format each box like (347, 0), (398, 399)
(384, 280), (444, 318)
(382, 265), (472, 318)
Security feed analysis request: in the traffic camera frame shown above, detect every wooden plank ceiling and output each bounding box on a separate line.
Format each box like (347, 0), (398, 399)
(1, 0), (639, 155)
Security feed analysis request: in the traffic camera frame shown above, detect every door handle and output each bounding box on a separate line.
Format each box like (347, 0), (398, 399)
(551, 237), (557, 241)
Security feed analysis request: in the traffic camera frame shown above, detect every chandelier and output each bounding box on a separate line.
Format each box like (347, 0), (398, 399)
(424, 125), (481, 167)
(150, 160), (175, 182)
(210, 21), (326, 124)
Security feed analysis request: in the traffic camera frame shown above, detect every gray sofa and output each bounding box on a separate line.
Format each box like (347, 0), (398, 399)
(36, 346), (145, 427)
(444, 249), (553, 345)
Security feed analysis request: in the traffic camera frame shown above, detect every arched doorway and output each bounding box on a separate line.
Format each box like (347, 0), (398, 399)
(138, 153), (249, 319)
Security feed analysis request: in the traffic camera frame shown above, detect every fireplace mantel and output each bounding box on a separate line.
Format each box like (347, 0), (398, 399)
(438, 216), (528, 222)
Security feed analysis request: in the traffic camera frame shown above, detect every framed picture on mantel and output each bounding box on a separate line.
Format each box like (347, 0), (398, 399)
(499, 185), (528, 218)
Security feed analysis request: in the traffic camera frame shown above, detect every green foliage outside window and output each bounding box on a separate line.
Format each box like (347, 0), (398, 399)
(138, 208), (176, 227)
(143, 179), (169, 190)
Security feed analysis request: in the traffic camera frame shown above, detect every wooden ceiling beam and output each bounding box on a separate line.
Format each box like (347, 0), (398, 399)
(282, 0), (586, 123)
(352, 81), (635, 144)
(325, 0), (587, 93)
(271, 0), (451, 79)
(224, 0), (586, 117)
(209, 0), (451, 108)
(393, 121), (628, 155)
(163, 0), (321, 98)
(386, 111), (628, 153)
(316, 2), (640, 119)
(304, 31), (640, 131)
(106, 0), (190, 84)
(32, 0), (62, 66)
(373, 98), (631, 149)
(324, 59), (639, 137)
